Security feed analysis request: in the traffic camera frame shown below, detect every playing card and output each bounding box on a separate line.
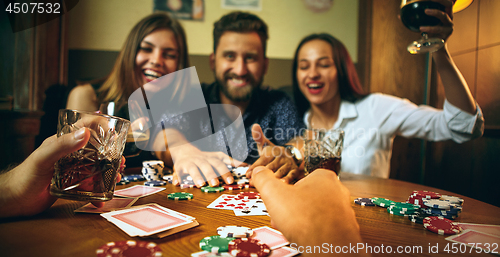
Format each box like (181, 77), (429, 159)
(113, 185), (165, 198)
(457, 223), (500, 237)
(101, 206), (193, 237)
(269, 246), (300, 257)
(251, 226), (290, 250)
(136, 203), (196, 220)
(233, 199), (268, 216)
(446, 229), (500, 255)
(74, 198), (138, 213)
(207, 194), (257, 210)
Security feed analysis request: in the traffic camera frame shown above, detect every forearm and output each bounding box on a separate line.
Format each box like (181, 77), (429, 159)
(0, 167), (23, 218)
(433, 45), (476, 114)
(153, 128), (199, 167)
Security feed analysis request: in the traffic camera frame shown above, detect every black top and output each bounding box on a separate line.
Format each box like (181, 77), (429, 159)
(155, 82), (305, 164)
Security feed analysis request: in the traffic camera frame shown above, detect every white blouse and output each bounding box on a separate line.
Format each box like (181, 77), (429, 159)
(303, 93), (484, 178)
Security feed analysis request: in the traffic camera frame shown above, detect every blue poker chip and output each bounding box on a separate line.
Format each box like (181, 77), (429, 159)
(422, 207), (461, 216)
(354, 198), (375, 206)
(144, 180), (167, 187)
(116, 179), (130, 185)
(123, 174), (145, 181)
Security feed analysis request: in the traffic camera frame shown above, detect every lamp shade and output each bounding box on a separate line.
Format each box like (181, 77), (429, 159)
(453, 0), (473, 13)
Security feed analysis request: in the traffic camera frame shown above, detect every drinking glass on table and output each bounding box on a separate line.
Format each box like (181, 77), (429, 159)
(50, 109), (130, 201)
(303, 128), (344, 176)
(400, 0), (455, 54)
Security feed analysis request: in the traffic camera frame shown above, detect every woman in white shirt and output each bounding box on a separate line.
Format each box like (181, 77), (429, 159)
(291, 5), (483, 178)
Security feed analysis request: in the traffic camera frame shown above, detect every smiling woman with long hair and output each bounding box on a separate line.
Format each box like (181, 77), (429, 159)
(67, 12), (189, 115)
(292, 25), (483, 178)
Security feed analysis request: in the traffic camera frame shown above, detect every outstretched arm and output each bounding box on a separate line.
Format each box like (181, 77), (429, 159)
(423, 0), (476, 114)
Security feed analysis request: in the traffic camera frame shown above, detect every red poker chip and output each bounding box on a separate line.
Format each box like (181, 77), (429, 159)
(407, 195), (427, 208)
(228, 238), (271, 257)
(236, 192), (260, 200)
(224, 184), (243, 190)
(423, 216), (461, 235)
(96, 240), (162, 257)
(412, 190), (441, 199)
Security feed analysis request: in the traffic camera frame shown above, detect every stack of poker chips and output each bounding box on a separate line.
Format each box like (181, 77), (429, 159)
(141, 160), (165, 182)
(407, 190), (463, 221)
(196, 226), (271, 256)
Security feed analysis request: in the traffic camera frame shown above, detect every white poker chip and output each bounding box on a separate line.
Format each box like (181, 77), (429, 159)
(236, 178), (250, 185)
(423, 199), (460, 210)
(440, 195), (464, 205)
(232, 167), (249, 178)
(217, 225), (253, 238)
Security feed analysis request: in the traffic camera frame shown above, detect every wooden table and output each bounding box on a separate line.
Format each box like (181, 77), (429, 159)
(1, 172), (499, 256)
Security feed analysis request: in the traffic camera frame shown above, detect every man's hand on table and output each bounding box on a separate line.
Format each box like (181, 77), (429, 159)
(0, 128), (124, 218)
(246, 124), (304, 184)
(170, 143), (242, 188)
(251, 166), (368, 256)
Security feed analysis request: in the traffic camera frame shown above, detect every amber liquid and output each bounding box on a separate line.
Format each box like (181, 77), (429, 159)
(123, 131), (150, 158)
(50, 148), (121, 201)
(305, 156), (341, 175)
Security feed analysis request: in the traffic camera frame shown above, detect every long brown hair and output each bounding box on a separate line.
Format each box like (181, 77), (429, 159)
(292, 33), (366, 117)
(98, 12), (189, 108)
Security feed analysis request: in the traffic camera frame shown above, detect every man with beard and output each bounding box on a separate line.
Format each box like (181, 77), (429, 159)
(153, 12), (305, 188)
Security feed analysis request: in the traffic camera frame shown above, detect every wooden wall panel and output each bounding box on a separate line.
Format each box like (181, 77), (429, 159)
(447, 0), (478, 54)
(476, 45), (500, 126)
(478, 0), (500, 47)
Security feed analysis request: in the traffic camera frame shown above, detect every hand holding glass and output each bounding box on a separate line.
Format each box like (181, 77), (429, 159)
(50, 109), (130, 201)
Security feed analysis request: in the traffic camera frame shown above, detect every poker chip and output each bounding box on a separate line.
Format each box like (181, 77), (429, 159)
(388, 202), (419, 214)
(180, 184), (196, 189)
(236, 192), (260, 200)
(201, 186), (225, 193)
(116, 179), (130, 185)
(123, 174), (146, 182)
(422, 207), (461, 216)
(223, 184), (243, 191)
(407, 195), (427, 208)
(96, 240), (162, 257)
(354, 198), (375, 206)
(387, 208), (413, 216)
(371, 197), (395, 207)
(163, 175), (173, 183)
(167, 192), (193, 200)
(408, 210), (433, 224)
(217, 225), (253, 238)
(232, 167), (249, 178)
(144, 180), (167, 187)
(228, 238), (271, 257)
(199, 236), (235, 253)
(423, 216), (461, 235)
(411, 190), (441, 199)
(423, 199), (460, 210)
(236, 178), (250, 185)
(439, 195), (464, 205)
